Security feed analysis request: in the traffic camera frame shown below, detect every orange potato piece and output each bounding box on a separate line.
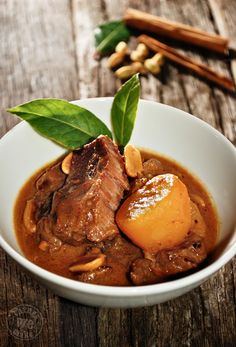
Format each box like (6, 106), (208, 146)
(116, 174), (191, 252)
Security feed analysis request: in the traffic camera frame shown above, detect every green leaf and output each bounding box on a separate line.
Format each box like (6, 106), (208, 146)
(94, 20), (130, 55)
(7, 99), (112, 149)
(111, 74), (140, 151)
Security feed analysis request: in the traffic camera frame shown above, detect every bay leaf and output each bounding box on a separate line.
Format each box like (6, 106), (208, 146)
(111, 74), (140, 151)
(94, 20), (130, 55)
(7, 99), (112, 149)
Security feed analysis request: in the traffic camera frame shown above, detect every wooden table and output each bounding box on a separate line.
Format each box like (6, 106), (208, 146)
(1, 1), (236, 346)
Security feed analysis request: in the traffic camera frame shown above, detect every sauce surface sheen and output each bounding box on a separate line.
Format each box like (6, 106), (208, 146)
(14, 149), (218, 284)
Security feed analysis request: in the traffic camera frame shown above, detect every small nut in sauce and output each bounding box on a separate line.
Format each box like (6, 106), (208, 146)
(23, 199), (36, 233)
(124, 144), (143, 177)
(38, 240), (49, 251)
(61, 152), (73, 174)
(69, 253), (106, 273)
(190, 194), (206, 208)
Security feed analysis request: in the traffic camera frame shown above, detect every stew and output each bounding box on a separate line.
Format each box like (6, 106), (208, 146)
(14, 136), (218, 286)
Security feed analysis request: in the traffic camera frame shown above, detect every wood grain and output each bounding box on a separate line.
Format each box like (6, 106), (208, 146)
(0, 0), (236, 346)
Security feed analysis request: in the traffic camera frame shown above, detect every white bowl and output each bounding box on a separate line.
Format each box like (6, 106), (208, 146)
(0, 98), (236, 308)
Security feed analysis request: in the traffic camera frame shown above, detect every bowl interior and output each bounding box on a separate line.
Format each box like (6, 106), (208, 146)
(0, 98), (236, 266)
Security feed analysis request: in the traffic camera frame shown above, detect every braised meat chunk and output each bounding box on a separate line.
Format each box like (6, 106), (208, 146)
(38, 135), (129, 245)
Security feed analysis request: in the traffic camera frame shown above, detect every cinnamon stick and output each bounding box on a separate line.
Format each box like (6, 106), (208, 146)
(124, 8), (229, 54)
(138, 35), (234, 91)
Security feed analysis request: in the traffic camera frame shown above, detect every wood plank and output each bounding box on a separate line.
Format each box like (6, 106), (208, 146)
(58, 299), (98, 347)
(1, 0), (236, 346)
(208, 0), (236, 142)
(150, 0), (236, 143)
(0, 1), (77, 346)
(91, 1), (236, 346)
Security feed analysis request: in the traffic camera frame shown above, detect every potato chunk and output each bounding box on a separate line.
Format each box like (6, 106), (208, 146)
(116, 174), (191, 252)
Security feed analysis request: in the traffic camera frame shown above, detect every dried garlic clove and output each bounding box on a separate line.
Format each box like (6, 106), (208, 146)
(115, 65), (136, 80)
(61, 152), (73, 174)
(115, 41), (128, 55)
(107, 52), (125, 68)
(69, 254), (106, 273)
(38, 240), (49, 251)
(23, 199), (36, 233)
(124, 144), (143, 177)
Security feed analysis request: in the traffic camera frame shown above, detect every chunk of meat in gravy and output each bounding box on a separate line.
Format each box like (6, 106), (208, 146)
(33, 163), (66, 221)
(37, 135), (129, 246)
(131, 202), (207, 285)
(130, 158), (164, 193)
(76, 236), (142, 286)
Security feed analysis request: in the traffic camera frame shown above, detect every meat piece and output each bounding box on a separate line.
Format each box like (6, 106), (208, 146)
(131, 258), (159, 285)
(76, 236), (142, 286)
(36, 162), (66, 196)
(34, 163), (66, 220)
(130, 202), (207, 285)
(130, 158), (164, 193)
(77, 265), (130, 286)
(143, 158), (164, 178)
(104, 235), (142, 267)
(37, 217), (62, 251)
(38, 136), (129, 245)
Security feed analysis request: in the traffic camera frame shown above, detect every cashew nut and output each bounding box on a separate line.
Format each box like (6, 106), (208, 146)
(38, 240), (49, 251)
(61, 152), (73, 174)
(69, 253), (106, 273)
(115, 65), (137, 79)
(115, 41), (128, 55)
(124, 144), (143, 177)
(144, 53), (164, 74)
(107, 52), (125, 68)
(190, 194), (206, 208)
(107, 41), (128, 69)
(132, 62), (147, 74)
(23, 199), (36, 233)
(130, 43), (149, 62)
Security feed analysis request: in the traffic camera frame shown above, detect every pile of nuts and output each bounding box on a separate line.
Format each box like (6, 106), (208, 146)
(107, 41), (164, 79)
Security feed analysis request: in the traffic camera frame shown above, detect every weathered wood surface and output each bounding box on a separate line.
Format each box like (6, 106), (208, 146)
(0, 0), (235, 346)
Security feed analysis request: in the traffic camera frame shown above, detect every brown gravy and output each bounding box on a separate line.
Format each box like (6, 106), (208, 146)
(14, 150), (218, 282)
